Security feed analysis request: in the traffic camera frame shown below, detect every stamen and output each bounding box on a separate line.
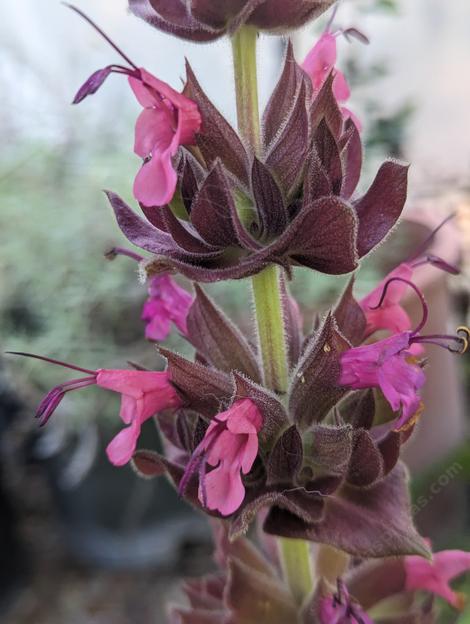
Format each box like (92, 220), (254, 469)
(407, 213), (456, 261)
(63, 4), (139, 71)
(326, 2), (340, 33)
(368, 277), (428, 335)
(6, 352), (96, 375)
(411, 253), (460, 275)
(411, 331), (468, 355)
(104, 247), (144, 263)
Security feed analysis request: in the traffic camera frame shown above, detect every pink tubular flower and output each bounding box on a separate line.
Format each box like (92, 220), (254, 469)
(129, 68), (201, 207)
(302, 31), (351, 102)
(180, 399), (263, 517)
(96, 370), (182, 466)
(142, 274), (193, 341)
(319, 580), (373, 624)
(405, 549), (470, 610)
(12, 353), (182, 467)
(70, 6), (201, 207)
(339, 332), (425, 431)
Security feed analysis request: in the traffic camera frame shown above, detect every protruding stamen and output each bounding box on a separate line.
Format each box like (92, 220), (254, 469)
(368, 277), (428, 335)
(411, 329), (469, 355)
(411, 254), (460, 275)
(105, 247), (144, 263)
(6, 352), (96, 375)
(408, 213), (456, 262)
(63, 4), (139, 71)
(326, 2), (340, 33)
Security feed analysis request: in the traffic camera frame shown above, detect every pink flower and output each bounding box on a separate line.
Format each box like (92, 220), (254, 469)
(319, 580), (374, 624)
(360, 263), (414, 337)
(70, 8), (201, 208)
(129, 68), (201, 207)
(339, 332), (425, 431)
(142, 274), (193, 341)
(302, 31), (361, 130)
(181, 399), (263, 516)
(26, 353), (183, 467)
(96, 370), (182, 466)
(302, 32), (350, 102)
(405, 549), (470, 610)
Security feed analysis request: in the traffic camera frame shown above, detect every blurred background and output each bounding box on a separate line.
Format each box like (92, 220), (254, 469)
(1, 0), (470, 622)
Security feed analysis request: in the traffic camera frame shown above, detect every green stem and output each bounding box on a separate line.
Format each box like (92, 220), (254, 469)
(231, 26), (260, 151)
(279, 538), (314, 605)
(231, 24), (312, 606)
(251, 265), (289, 393)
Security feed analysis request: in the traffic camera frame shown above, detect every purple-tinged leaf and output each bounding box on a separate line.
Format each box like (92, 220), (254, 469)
(191, 162), (239, 248)
(311, 72), (344, 139)
(266, 78), (310, 198)
(302, 150), (332, 205)
(262, 42), (306, 150)
(340, 389), (376, 430)
(305, 424), (353, 477)
(250, 0), (335, 31)
(73, 66), (113, 104)
(347, 429), (384, 487)
(105, 191), (182, 256)
(160, 206), (222, 256)
(340, 118), (363, 199)
(180, 152), (204, 212)
(184, 62), (250, 185)
(264, 462), (431, 559)
(314, 119), (343, 195)
(251, 158), (288, 238)
(232, 372), (289, 449)
(354, 160), (409, 257)
(346, 559), (407, 612)
(161, 252), (271, 283)
(377, 430), (402, 476)
(130, 0), (222, 42)
(266, 426), (303, 486)
(289, 314), (351, 430)
(186, 286), (261, 381)
(286, 196), (359, 275)
(229, 487), (324, 540)
(334, 277), (367, 346)
(160, 347), (233, 416)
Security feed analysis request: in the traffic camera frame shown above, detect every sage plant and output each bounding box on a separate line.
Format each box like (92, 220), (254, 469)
(12, 2), (470, 621)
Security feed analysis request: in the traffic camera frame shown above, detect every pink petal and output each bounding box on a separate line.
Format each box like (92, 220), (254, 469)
(203, 463), (246, 516)
(302, 33), (337, 90)
(333, 69), (351, 101)
(133, 144), (178, 207)
(134, 108), (174, 159)
(364, 304), (412, 336)
(106, 418), (141, 466)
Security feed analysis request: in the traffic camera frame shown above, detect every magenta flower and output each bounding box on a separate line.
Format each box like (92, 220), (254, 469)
(360, 263), (414, 337)
(319, 580), (374, 624)
(15, 353), (182, 467)
(142, 274), (193, 341)
(339, 331), (425, 431)
(405, 549), (470, 610)
(96, 370), (183, 466)
(180, 399), (263, 516)
(129, 68), (201, 207)
(70, 7), (201, 207)
(302, 31), (350, 101)
(302, 27), (363, 130)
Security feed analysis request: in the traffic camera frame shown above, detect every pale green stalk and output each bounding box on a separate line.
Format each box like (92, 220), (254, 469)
(231, 26), (313, 606)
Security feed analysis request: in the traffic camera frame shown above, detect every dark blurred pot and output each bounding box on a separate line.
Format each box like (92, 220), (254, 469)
(35, 419), (209, 569)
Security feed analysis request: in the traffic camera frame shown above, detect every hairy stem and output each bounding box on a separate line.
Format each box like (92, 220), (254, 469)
(251, 265), (289, 393)
(279, 538), (314, 605)
(231, 26), (260, 151)
(231, 24), (312, 606)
